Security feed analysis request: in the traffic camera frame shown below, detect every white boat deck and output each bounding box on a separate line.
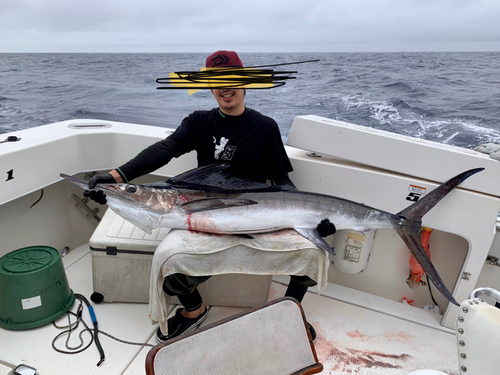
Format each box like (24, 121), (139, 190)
(0, 245), (458, 375)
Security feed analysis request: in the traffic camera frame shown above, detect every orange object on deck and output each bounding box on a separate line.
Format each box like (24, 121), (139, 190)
(409, 227), (433, 283)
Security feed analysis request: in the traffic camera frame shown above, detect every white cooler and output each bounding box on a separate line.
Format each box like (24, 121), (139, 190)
(88, 209), (273, 307)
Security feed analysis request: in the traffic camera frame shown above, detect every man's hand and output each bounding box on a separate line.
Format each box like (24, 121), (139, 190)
(474, 143), (500, 161)
(316, 219), (336, 237)
(83, 173), (116, 205)
(88, 173), (116, 189)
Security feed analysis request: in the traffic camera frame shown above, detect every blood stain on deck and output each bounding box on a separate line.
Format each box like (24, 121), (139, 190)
(315, 334), (412, 373)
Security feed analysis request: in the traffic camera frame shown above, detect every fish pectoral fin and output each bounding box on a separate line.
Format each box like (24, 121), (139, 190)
(294, 227), (336, 256)
(179, 198), (258, 213)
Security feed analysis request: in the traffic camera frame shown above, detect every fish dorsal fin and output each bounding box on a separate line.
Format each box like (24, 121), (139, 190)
(180, 197), (258, 213)
(294, 227), (336, 256)
(168, 163), (279, 192)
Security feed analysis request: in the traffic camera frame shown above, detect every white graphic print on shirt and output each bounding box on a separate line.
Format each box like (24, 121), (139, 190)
(213, 136), (236, 160)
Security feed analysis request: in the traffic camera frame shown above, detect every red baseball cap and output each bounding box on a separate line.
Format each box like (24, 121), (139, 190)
(206, 50), (243, 68)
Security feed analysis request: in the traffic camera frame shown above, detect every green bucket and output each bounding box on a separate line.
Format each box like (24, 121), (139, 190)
(0, 246), (75, 330)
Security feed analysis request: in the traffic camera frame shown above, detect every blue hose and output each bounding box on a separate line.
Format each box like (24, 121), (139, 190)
(75, 293), (105, 366)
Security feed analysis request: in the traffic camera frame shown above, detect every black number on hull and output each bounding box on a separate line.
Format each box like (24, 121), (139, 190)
(406, 192), (421, 202)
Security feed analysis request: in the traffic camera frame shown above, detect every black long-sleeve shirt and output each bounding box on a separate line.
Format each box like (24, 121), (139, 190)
(117, 107), (294, 187)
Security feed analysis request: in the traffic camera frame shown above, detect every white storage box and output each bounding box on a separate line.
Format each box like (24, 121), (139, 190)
(89, 209), (272, 307)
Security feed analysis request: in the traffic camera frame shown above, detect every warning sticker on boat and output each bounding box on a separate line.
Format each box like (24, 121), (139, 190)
(345, 246), (362, 263)
(408, 185), (427, 195)
(21, 295), (42, 310)
(344, 232), (365, 263)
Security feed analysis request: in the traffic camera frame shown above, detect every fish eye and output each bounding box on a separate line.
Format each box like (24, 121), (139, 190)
(126, 186), (137, 194)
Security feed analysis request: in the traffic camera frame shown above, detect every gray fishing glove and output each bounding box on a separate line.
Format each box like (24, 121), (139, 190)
(474, 143), (500, 161)
(83, 173), (116, 205)
(317, 219), (336, 237)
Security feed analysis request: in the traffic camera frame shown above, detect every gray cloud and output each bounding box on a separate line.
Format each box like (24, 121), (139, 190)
(1, 0), (499, 52)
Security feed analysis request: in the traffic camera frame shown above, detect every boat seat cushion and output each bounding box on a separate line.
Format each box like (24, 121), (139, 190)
(146, 297), (323, 375)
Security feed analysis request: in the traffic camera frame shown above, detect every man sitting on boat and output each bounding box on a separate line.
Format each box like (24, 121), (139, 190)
(84, 50), (335, 343)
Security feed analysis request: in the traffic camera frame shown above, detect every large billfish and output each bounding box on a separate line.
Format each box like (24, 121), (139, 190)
(61, 164), (484, 306)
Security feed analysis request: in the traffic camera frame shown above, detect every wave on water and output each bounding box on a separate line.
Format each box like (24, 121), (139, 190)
(340, 92), (500, 148)
(1, 52), (500, 150)
(0, 95), (18, 102)
(64, 108), (153, 124)
(382, 82), (414, 92)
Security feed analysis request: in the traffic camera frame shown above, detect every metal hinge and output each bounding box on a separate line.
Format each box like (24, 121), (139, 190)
(71, 194), (101, 222)
(486, 255), (500, 267)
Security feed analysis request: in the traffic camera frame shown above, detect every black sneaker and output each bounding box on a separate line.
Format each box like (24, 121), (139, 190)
(307, 322), (317, 343)
(156, 307), (208, 343)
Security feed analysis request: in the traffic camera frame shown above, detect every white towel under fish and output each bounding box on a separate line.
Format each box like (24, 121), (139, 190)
(149, 229), (329, 334)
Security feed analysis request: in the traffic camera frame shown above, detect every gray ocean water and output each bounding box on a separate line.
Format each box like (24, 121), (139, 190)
(1, 52), (500, 148)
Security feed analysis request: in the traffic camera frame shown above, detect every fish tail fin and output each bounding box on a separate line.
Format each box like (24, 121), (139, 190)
(395, 223), (458, 306)
(393, 168), (484, 307)
(396, 168), (484, 220)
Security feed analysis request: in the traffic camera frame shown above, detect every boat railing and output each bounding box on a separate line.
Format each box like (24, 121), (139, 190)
(469, 286), (500, 302)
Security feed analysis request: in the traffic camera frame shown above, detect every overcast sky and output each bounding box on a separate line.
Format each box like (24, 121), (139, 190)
(1, 0), (499, 53)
